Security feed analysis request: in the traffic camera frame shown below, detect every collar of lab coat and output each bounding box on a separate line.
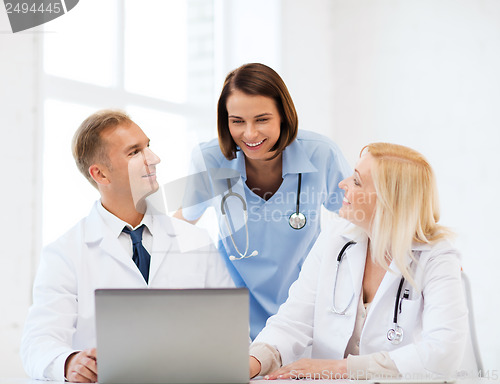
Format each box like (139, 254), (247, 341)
(94, 200), (154, 239)
(88, 200), (176, 242)
(84, 200), (206, 251)
(83, 201), (176, 283)
(337, 223), (432, 309)
(339, 224), (433, 259)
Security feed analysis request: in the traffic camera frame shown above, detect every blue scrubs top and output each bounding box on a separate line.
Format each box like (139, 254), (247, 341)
(182, 130), (351, 339)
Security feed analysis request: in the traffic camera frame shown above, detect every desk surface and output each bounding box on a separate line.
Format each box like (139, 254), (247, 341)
(1, 379), (499, 384)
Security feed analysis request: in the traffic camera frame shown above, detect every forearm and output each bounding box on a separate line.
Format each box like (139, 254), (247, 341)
(173, 208), (200, 225)
(347, 352), (399, 380)
(249, 342), (282, 377)
(20, 291), (78, 380)
(21, 333), (75, 381)
(21, 248), (79, 380)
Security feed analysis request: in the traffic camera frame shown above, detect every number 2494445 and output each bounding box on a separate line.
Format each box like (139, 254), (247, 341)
(5, 2), (62, 14)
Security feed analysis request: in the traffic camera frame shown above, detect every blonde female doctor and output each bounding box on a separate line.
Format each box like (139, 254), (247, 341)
(249, 143), (476, 379)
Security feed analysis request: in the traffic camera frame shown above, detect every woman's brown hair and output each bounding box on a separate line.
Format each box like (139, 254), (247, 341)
(217, 63), (298, 160)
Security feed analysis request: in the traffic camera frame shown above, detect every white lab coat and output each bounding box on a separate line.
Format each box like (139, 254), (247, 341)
(254, 219), (477, 377)
(20, 201), (234, 381)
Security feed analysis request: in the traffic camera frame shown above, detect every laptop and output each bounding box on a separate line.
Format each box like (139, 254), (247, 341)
(95, 288), (249, 384)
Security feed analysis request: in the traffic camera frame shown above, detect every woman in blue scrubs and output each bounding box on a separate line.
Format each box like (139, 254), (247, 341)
(176, 63), (350, 339)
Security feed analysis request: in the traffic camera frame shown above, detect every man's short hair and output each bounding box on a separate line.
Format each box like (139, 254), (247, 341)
(72, 109), (132, 188)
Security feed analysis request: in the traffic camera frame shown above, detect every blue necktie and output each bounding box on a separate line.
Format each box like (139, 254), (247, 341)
(122, 225), (151, 283)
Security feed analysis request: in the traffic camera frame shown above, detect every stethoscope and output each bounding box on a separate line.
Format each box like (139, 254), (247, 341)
(221, 173), (305, 261)
(288, 174), (306, 230)
(330, 241), (409, 345)
(387, 276), (409, 345)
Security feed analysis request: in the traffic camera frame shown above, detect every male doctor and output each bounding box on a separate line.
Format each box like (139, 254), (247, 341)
(20, 110), (234, 383)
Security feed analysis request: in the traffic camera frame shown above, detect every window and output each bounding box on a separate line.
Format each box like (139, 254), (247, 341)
(42, 0), (216, 245)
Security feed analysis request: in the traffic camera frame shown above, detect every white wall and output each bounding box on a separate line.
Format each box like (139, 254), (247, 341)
(0, 10), (42, 377)
(280, 0), (500, 371)
(1, 0), (499, 377)
(219, 0), (500, 371)
(214, 0), (282, 87)
(281, 0), (337, 137)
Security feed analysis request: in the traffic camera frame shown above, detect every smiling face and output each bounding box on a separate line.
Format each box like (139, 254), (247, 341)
(226, 90), (282, 163)
(338, 152), (377, 233)
(99, 122), (161, 204)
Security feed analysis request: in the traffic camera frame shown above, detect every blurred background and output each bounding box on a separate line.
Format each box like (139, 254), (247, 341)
(1, 0), (499, 376)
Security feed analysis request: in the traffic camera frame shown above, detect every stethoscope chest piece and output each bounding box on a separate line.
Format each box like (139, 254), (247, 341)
(289, 212), (306, 230)
(387, 325), (404, 345)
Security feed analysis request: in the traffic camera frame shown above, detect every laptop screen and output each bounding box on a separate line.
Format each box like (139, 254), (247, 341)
(95, 288), (249, 384)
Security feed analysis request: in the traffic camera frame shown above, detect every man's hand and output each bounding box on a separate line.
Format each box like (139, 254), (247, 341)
(65, 348), (98, 383)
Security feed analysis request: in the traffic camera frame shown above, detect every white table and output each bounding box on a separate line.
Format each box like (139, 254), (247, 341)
(2, 379), (499, 384)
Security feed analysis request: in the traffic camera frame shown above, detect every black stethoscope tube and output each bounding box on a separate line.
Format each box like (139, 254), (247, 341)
(330, 240), (357, 315)
(223, 172), (307, 260)
(337, 240), (356, 262)
(333, 241), (407, 345)
(295, 173), (302, 215)
(393, 276), (406, 324)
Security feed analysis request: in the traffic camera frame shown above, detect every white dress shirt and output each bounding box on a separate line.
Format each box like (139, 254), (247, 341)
(96, 202), (154, 259)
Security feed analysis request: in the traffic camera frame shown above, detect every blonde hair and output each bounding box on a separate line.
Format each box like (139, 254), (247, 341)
(72, 109), (132, 188)
(365, 143), (452, 285)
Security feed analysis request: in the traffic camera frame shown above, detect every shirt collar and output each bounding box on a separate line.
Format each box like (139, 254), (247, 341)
(96, 201), (154, 239)
(233, 150), (248, 180)
(220, 139), (319, 180)
(281, 138), (318, 176)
